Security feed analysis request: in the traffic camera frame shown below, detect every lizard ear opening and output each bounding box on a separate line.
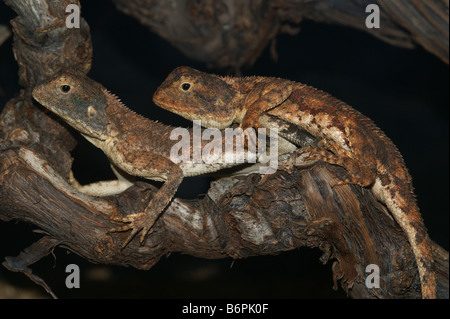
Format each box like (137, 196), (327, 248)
(60, 85), (71, 93)
(180, 83), (191, 91)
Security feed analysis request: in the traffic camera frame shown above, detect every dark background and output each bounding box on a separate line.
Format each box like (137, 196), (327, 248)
(0, 0), (448, 298)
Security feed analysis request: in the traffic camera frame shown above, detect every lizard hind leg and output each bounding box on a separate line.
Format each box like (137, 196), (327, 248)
(285, 145), (376, 188)
(68, 165), (135, 197)
(330, 160), (376, 189)
(317, 139), (377, 188)
(282, 145), (330, 174)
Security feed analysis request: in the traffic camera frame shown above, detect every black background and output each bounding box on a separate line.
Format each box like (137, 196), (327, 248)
(0, 0), (448, 298)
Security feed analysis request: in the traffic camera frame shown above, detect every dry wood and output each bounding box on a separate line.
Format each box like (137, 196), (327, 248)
(0, 24), (11, 46)
(0, 0), (448, 298)
(111, 0), (449, 70)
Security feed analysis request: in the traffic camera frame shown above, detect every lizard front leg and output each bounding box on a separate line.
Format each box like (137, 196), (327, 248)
(238, 79), (293, 149)
(239, 78), (294, 131)
(109, 152), (184, 247)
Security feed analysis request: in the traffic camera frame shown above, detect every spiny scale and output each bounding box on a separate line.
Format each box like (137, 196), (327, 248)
(103, 88), (154, 123)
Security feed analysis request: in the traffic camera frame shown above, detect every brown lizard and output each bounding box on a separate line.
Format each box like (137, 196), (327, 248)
(152, 66), (437, 299)
(32, 72), (271, 248)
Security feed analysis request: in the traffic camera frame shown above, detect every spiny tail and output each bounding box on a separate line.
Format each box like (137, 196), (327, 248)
(336, 94), (436, 298)
(372, 177), (436, 298)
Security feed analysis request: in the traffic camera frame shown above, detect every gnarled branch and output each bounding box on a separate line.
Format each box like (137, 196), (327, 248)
(0, 0), (448, 298)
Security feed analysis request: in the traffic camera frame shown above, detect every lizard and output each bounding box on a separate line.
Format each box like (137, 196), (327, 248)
(152, 66), (437, 299)
(32, 72), (279, 248)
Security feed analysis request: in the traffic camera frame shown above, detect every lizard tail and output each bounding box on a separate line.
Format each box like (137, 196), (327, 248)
(372, 177), (436, 299)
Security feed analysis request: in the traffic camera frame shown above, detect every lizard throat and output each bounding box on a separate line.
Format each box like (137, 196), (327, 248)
(53, 111), (108, 141)
(81, 133), (105, 148)
(174, 110), (232, 129)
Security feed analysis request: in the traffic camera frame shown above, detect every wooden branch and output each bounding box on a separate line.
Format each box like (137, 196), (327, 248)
(0, 24), (11, 46)
(111, 0), (449, 70)
(3, 0), (92, 86)
(0, 0), (448, 298)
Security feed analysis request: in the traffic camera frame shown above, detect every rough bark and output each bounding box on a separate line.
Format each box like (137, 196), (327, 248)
(0, 0), (448, 298)
(0, 24), (11, 46)
(111, 0), (449, 70)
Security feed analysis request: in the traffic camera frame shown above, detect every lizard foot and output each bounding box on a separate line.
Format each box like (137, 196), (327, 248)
(331, 178), (357, 188)
(237, 122), (259, 152)
(330, 174), (374, 188)
(281, 145), (322, 172)
(109, 211), (160, 248)
(281, 146), (376, 188)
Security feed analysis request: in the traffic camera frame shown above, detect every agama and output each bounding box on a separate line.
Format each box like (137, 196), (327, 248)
(153, 66), (436, 298)
(32, 72), (267, 248)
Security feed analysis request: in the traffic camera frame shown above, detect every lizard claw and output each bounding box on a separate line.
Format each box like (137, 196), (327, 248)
(109, 211), (159, 248)
(238, 122), (259, 151)
(247, 132), (258, 151)
(331, 178), (352, 188)
(240, 115), (260, 132)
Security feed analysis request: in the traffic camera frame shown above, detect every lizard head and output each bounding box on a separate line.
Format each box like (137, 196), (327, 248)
(153, 66), (236, 129)
(32, 72), (110, 141)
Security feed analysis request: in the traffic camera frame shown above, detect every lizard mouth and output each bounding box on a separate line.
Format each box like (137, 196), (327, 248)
(154, 99), (223, 128)
(152, 93), (194, 121)
(152, 89), (231, 129)
(51, 109), (107, 141)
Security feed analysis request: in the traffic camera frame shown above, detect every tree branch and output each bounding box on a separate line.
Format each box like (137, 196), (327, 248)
(111, 0), (449, 70)
(0, 0), (448, 298)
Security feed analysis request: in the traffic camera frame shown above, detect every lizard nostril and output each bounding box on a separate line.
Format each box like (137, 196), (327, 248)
(87, 106), (97, 117)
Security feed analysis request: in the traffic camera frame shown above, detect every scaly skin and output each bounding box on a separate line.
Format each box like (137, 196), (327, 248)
(153, 66), (436, 298)
(32, 72), (255, 247)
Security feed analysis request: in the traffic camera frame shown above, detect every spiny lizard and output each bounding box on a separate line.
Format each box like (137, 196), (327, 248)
(153, 66), (436, 299)
(32, 72), (276, 248)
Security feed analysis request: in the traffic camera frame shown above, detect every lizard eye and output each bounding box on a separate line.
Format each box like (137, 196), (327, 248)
(60, 85), (71, 93)
(181, 83), (191, 91)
